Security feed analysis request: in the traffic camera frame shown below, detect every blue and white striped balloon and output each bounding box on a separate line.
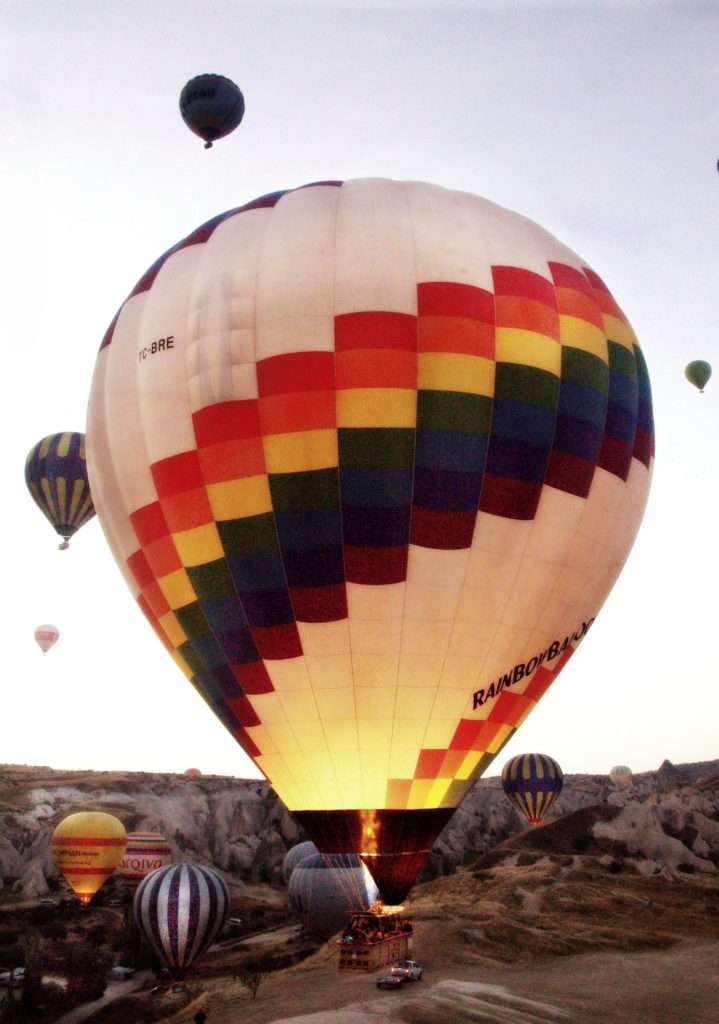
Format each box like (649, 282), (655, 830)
(134, 863), (230, 975)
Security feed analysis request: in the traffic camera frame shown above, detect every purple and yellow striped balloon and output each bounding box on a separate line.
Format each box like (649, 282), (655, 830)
(501, 753), (563, 825)
(25, 432), (95, 549)
(133, 863), (230, 976)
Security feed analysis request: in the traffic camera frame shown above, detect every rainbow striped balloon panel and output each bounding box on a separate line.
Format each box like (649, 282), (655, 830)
(87, 179), (653, 817)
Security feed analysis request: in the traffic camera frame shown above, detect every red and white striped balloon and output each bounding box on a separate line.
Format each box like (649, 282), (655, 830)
(118, 832), (172, 890)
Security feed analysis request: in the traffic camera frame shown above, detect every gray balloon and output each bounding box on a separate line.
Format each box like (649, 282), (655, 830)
(282, 841), (318, 885)
(288, 853), (379, 940)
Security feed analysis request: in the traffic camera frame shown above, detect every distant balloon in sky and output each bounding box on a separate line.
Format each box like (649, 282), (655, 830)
(502, 753), (564, 825)
(609, 764), (633, 789)
(288, 853), (379, 940)
(184, 767), (202, 777)
(179, 74), (244, 149)
(282, 840), (319, 885)
(118, 832), (172, 890)
(25, 432), (95, 549)
(134, 863), (230, 976)
(52, 811), (127, 905)
(685, 360), (711, 393)
(34, 624), (59, 655)
(87, 178), (654, 906)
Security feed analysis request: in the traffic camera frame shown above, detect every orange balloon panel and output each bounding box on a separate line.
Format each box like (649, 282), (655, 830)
(52, 812), (127, 904)
(87, 180), (653, 902)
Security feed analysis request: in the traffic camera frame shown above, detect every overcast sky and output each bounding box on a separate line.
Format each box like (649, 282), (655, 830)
(2, 0), (717, 780)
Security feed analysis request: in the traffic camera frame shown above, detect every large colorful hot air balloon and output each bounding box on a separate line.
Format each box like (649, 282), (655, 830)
(609, 764), (633, 789)
(87, 178), (654, 905)
(288, 853), (379, 939)
(134, 863), (230, 976)
(52, 812), (127, 905)
(25, 433), (95, 549)
(685, 360), (711, 393)
(117, 831), (172, 890)
(501, 753), (563, 825)
(179, 74), (244, 149)
(34, 623), (59, 655)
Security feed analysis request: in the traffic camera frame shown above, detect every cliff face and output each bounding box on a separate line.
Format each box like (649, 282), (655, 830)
(0, 760), (716, 900)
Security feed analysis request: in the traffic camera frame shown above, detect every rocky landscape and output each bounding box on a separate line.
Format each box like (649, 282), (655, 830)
(0, 759), (718, 1023)
(1, 758), (716, 901)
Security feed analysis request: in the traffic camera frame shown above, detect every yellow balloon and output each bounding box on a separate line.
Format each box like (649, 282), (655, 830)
(51, 812), (127, 905)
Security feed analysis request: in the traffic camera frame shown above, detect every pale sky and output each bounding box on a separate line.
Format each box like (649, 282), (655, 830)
(2, 0), (717, 779)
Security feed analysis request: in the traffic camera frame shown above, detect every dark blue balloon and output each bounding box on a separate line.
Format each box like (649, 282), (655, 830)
(179, 74), (245, 149)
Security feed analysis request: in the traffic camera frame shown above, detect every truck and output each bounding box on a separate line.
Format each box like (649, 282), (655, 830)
(390, 960), (423, 981)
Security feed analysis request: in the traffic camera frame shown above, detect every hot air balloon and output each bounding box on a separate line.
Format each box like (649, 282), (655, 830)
(609, 765), (633, 790)
(288, 853), (379, 940)
(501, 753), (563, 825)
(685, 360), (711, 393)
(117, 832), (172, 890)
(179, 74), (244, 149)
(134, 863), (230, 976)
(183, 767), (202, 777)
(25, 433), (95, 549)
(52, 811), (127, 905)
(87, 178), (654, 906)
(282, 840), (319, 885)
(34, 624), (59, 655)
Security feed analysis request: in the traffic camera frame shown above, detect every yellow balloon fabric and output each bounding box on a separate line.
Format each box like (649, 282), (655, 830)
(86, 179), (653, 902)
(52, 812), (127, 904)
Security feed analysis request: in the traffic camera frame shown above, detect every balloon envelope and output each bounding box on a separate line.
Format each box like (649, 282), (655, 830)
(134, 863), (230, 976)
(87, 178), (654, 904)
(179, 74), (244, 148)
(118, 831), (172, 890)
(684, 360), (711, 393)
(502, 753), (564, 825)
(609, 765), (633, 789)
(34, 624), (59, 654)
(52, 812), (127, 904)
(282, 840), (319, 885)
(25, 433), (95, 548)
(288, 853), (378, 939)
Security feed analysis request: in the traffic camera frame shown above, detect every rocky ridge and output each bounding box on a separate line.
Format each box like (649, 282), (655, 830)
(0, 759), (716, 901)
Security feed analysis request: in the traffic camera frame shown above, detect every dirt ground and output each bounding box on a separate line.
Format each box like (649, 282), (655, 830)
(96, 855), (719, 1024)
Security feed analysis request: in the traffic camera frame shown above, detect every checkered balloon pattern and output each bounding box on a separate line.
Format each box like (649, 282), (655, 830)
(87, 179), (653, 902)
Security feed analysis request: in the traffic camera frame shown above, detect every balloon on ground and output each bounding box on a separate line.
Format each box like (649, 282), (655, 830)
(52, 811), (127, 904)
(609, 765), (633, 789)
(117, 831), (172, 890)
(25, 432), (95, 549)
(684, 360), (711, 393)
(179, 74), (244, 149)
(501, 753), (564, 825)
(87, 178), (654, 905)
(134, 863), (230, 976)
(34, 624), (59, 655)
(282, 840), (319, 885)
(288, 853), (379, 940)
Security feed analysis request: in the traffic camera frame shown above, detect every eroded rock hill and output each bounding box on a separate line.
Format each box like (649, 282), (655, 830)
(0, 759), (716, 901)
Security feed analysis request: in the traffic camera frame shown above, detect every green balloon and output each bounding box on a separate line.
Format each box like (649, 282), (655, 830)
(685, 360), (712, 393)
